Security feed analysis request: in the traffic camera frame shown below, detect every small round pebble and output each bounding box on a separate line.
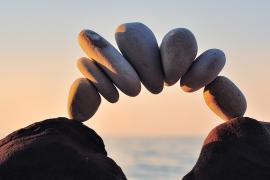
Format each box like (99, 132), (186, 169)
(77, 57), (119, 103)
(78, 29), (141, 97)
(115, 22), (164, 94)
(160, 28), (197, 86)
(203, 76), (247, 121)
(67, 78), (101, 122)
(180, 49), (226, 92)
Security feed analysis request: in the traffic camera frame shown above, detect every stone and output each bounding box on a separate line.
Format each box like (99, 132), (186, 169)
(183, 117), (270, 180)
(68, 78), (101, 122)
(115, 22), (164, 94)
(203, 76), (247, 121)
(180, 49), (226, 92)
(0, 118), (127, 180)
(77, 57), (119, 103)
(78, 29), (141, 97)
(160, 28), (198, 86)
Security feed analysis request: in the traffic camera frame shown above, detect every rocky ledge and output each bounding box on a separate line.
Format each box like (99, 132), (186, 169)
(0, 117), (127, 180)
(1, 117), (270, 180)
(183, 117), (270, 180)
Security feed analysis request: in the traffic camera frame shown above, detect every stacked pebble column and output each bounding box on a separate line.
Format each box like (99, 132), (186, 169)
(68, 22), (247, 122)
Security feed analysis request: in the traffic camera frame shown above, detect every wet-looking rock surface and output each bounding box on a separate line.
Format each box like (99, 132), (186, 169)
(183, 117), (270, 180)
(0, 117), (127, 180)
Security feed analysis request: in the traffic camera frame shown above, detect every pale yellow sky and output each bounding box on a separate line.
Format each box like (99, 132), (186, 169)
(0, 1), (270, 138)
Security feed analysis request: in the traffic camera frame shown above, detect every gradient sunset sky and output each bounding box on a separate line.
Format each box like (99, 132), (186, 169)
(0, 0), (269, 137)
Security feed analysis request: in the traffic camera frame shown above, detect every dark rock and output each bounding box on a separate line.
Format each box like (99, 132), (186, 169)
(0, 117), (127, 180)
(183, 117), (270, 180)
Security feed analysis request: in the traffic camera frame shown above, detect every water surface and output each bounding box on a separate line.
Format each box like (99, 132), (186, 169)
(104, 137), (204, 180)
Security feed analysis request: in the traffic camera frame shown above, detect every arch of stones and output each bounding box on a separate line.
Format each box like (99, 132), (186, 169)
(68, 22), (247, 123)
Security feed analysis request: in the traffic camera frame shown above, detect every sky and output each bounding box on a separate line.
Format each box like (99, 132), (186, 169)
(0, 0), (270, 138)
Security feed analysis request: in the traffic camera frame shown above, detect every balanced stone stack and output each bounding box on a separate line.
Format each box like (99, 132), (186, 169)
(68, 22), (247, 122)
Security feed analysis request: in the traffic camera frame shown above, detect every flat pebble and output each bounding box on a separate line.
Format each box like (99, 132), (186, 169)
(203, 76), (247, 121)
(78, 29), (141, 97)
(68, 78), (101, 122)
(160, 28), (197, 86)
(115, 22), (164, 94)
(180, 49), (226, 92)
(77, 57), (119, 103)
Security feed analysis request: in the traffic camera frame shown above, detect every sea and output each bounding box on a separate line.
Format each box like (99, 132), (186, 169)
(104, 136), (204, 180)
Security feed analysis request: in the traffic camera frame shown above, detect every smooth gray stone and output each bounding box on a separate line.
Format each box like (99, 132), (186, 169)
(180, 49), (226, 92)
(115, 22), (164, 94)
(68, 78), (101, 122)
(78, 29), (141, 97)
(203, 76), (247, 121)
(77, 57), (119, 103)
(160, 28), (198, 86)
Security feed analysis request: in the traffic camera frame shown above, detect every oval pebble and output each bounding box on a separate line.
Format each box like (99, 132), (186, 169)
(115, 22), (164, 94)
(77, 57), (119, 103)
(203, 76), (247, 121)
(180, 49), (226, 92)
(78, 29), (141, 97)
(67, 78), (101, 122)
(160, 28), (198, 86)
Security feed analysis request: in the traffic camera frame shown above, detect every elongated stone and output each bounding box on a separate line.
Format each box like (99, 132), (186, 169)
(203, 76), (247, 121)
(68, 78), (101, 122)
(160, 28), (198, 86)
(180, 49), (226, 92)
(77, 57), (119, 103)
(78, 29), (141, 97)
(115, 22), (164, 94)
